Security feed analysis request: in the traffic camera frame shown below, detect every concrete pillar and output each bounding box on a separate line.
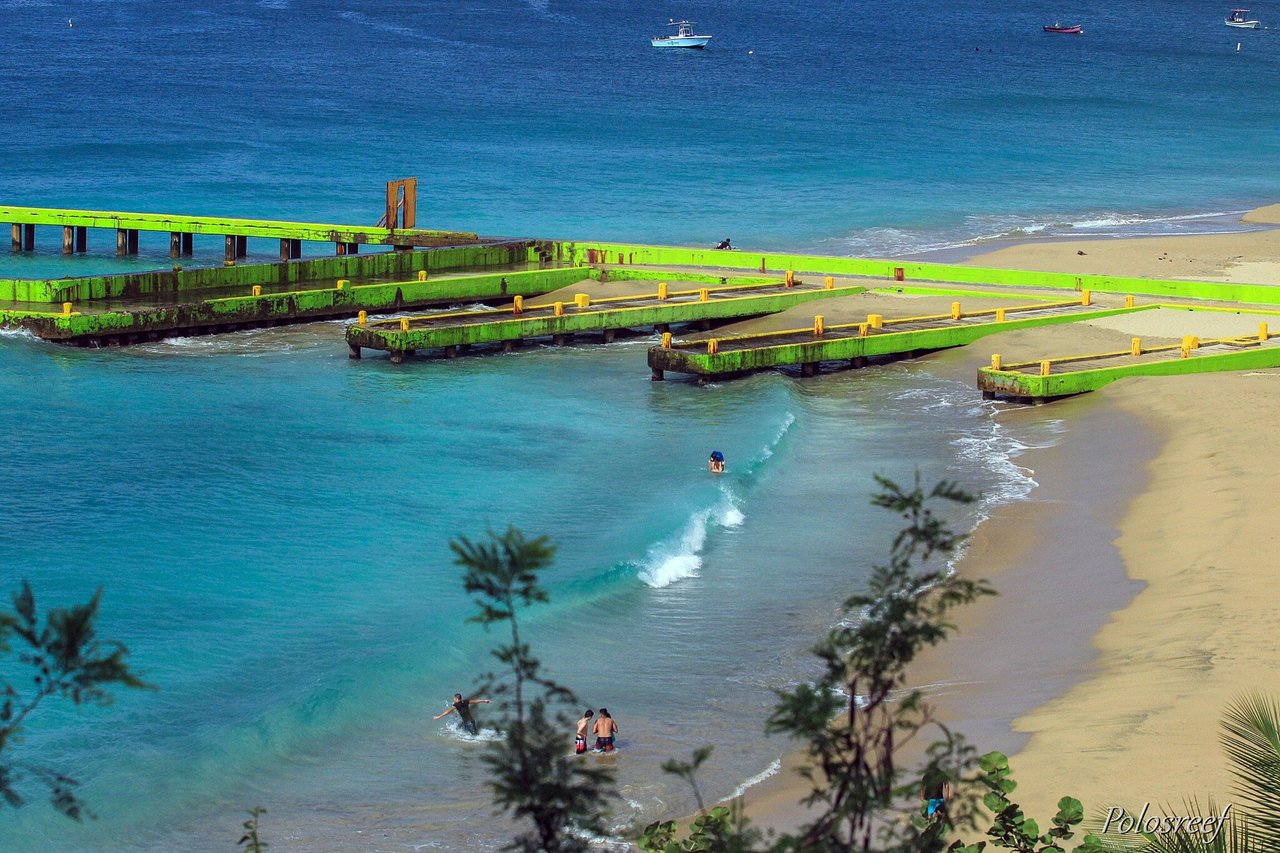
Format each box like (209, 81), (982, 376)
(336, 242), (359, 255)
(801, 362), (819, 377)
(279, 238), (300, 261)
(336, 242), (347, 255)
(552, 334), (568, 346)
(851, 356), (867, 368)
(170, 232), (182, 258)
(236, 236), (248, 258)
(501, 340), (514, 353)
(698, 320), (711, 331)
(603, 329), (616, 343)
(651, 367), (665, 381)
(348, 343), (362, 359)
(394, 244), (412, 252)
(982, 390), (995, 400)
(225, 235), (237, 262)
(23, 224), (35, 251)
(118, 228), (130, 256)
(127, 229), (139, 254)
(655, 323), (669, 334)
(180, 233), (192, 256)
(63, 226), (74, 255)
(10, 224), (20, 253)
(390, 351), (404, 364)
(76, 226), (87, 252)
(444, 345), (458, 358)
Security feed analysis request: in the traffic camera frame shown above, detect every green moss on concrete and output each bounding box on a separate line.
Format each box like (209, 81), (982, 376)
(977, 344), (1280, 399)
(0, 241), (542, 303)
(649, 305), (1149, 376)
(347, 285), (866, 353)
(4, 266), (590, 343)
(564, 241), (1280, 307)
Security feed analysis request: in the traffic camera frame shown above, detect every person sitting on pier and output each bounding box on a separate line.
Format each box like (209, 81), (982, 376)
(715, 237), (733, 250)
(708, 451), (725, 474)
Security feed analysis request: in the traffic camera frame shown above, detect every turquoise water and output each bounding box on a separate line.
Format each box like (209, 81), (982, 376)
(0, 0), (1270, 847)
(0, 327), (1038, 849)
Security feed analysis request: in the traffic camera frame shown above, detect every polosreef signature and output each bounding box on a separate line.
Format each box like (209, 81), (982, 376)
(1101, 803), (1232, 843)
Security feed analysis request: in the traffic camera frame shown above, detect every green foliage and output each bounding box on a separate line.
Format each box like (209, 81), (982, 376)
(640, 747), (762, 852)
(0, 580), (150, 820)
(453, 526), (615, 852)
(954, 751), (1100, 853)
(1219, 693), (1280, 850)
(1085, 692), (1280, 853)
(237, 806), (268, 852)
(763, 474), (993, 852)
(641, 804), (758, 852)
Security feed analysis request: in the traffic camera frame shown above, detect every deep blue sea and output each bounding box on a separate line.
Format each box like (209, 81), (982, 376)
(0, 0), (1276, 849)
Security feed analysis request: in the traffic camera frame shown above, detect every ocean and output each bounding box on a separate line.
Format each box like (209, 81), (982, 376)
(0, 0), (1274, 849)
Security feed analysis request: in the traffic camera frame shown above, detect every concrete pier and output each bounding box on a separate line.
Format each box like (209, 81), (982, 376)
(647, 296), (1136, 381)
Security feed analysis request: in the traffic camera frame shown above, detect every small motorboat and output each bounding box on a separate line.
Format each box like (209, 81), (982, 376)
(1043, 22), (1083, 34)
(1225, 9), (1261, 28)
(652, 20), (712, 49)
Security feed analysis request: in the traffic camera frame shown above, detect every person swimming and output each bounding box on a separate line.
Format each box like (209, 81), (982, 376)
(708, 450), (725, 474)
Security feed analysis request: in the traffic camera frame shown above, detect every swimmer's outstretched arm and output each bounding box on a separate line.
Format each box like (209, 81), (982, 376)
(432, 706), (455, 720)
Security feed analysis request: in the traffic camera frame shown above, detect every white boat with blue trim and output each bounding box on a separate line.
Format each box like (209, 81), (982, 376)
(652, 20), (712, 49)
(1225, 9), (1261, 28)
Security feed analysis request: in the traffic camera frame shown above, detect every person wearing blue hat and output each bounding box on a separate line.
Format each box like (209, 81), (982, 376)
(708, 451), (725, 474)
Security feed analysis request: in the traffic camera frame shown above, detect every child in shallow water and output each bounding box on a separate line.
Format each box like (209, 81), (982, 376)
(708, 451), (725, 474)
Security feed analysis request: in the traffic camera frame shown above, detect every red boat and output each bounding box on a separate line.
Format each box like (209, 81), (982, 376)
(1043, 22), (1083, 33)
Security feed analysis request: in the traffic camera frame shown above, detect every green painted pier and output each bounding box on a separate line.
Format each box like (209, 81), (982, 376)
(2, 205), (478, 262)
(345, 275), (867, 363)
(646, 294), (1143, 380)
(977, 321), (1280, 402)
(4, 266), (587, 346)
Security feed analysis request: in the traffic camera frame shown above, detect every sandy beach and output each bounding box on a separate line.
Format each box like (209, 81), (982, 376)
(728, 208), (1280, 839)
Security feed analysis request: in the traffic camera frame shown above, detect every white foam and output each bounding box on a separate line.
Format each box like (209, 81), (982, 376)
(722, 758), (782, 801)
(436, 720), (504, 743)
(0, 326), (39, 341)
(758, 411), (796, 461)
(637, 488), (744, 588)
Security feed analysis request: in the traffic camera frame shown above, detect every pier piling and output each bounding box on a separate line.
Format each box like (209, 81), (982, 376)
(170, 231), (182, 258)
(22, 224), (35, 251)
(11, 224), (21, 252)
(63, 226), (74, 254)
(76, 226), (87, 252)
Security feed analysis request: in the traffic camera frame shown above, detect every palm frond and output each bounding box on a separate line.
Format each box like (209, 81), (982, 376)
(1220, 692), (1280, 849)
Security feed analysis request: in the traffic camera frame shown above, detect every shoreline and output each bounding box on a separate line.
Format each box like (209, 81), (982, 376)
(723, 204), (1280, 837)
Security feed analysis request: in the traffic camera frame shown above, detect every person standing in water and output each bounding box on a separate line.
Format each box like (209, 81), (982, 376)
(708, 450), (725, 474)
(575, 709), (594, 754)
(433, 692), (491, 736)
(592, 708), (619, 752)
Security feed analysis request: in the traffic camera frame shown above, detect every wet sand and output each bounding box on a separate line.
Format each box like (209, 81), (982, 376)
(730, 206), (1280, 837)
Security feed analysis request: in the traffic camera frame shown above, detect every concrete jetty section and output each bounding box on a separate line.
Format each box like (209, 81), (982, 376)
(8, 204), (1280, 408)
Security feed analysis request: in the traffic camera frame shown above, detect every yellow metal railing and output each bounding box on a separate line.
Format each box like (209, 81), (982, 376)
(991, 331), (1272, 376)
(364, 277), (833, 330)
(669, 295), (1094, 351)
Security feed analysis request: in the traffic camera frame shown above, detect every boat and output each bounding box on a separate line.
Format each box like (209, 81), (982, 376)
(1043, 22), (1083, 34)
(1225, 9), (1261, 28)
(651, 20), (712, 49)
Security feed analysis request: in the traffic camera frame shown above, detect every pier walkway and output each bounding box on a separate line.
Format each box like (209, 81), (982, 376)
(345, 276), (865, 362)
(3, 266), (584, 346)
(647, 293), (1140, 380)
(978, 324), (1280, 402)
(2, 205), (478, 262)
